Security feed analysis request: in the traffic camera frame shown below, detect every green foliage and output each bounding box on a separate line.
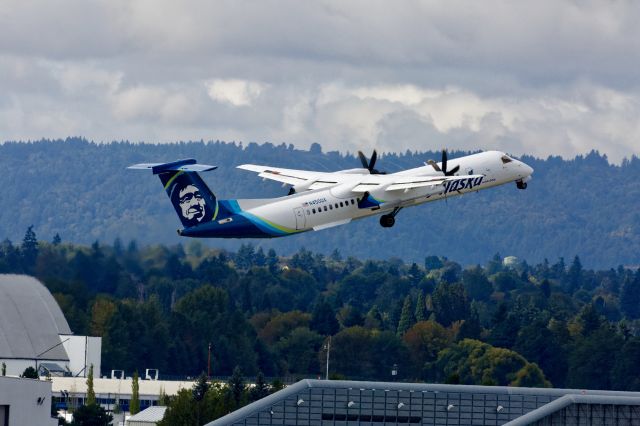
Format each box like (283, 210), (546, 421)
(192, 372), (210, 402)
(226, 366), (247, 411)
(431, 282), (470, 327)
(310, 299), (339, 335)
(403, 321), (452, 378)
(249, 371), (270, 402)
(463, 266), (493, 301)
(435, 339), (550, 387)
(4, 234), (640, 391)
(86, 365), (96, 406)
(21, 366), (38, 379)
(130, 371), (140, 415)
(414, 291), (426, 322)
(21, 225), (39, 271)
(70, 403), (113, 426)
(397, 295), (415, 336)
(620, 271), (640, 319)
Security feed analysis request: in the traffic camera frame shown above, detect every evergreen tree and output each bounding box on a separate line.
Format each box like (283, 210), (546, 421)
(408, 263), (422, 284)
(266, 248), (279, 273)
(462, 266), (493, 301)
(310, 299), (339, 335)
(21, 225), (38, 270)
(540, 279), (551, 298)
(424, 256), (443, 271)
(414, 291), (426, 322)
(620, 271), (640, 319)
(397, 295), (414, 336)
(249, 371), (270, 402)
(330, 248), (342, 262)
(52, 233), (62, 246)
(431, 282), (470, 327)
(566, 255), (583, 292)
(577, 303), (604, 336)
(235, 244), (255, 270)
(253, 247), (266, 267)
(226, 366), (246, 410)
(130, 371), (140, 415)
(192, 372), (210, 402)
(86, 365), (96, 406)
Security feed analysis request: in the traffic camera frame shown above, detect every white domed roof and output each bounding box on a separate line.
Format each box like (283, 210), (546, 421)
(0, 274), (71, 361)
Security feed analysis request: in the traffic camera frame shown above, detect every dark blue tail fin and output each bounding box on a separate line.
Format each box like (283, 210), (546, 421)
(129, 159), (231, 228)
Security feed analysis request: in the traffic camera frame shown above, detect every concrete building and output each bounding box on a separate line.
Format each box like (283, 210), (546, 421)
(51, 376), (194, 413)
(206, 379), (640, 425)
(0, 274), (101, 378)
(0, 376), (57, 426)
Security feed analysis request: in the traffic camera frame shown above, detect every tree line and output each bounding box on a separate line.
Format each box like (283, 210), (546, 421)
(2, 227), (640, 392)
(2, 137), (640, 267)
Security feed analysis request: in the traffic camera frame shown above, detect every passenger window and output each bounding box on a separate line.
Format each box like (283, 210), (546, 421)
(329, 205), (333, 210)
(324, 206), (327, 212)
(339, 202), (344, 207)
(306, 210), (310, 215)
(335, 203), (338, 209)
(312, 208), (316, 214)
(351, 199), (355, 205)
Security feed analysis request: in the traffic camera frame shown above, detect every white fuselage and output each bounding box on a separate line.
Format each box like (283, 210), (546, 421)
(234, 151), (533, 233)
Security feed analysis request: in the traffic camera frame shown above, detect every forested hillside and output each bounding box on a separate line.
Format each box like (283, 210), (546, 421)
(1, 138), (639, 267)
(2, 233), (640, 392)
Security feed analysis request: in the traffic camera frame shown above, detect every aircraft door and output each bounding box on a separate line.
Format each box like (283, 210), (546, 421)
(294, 207), (306, 230)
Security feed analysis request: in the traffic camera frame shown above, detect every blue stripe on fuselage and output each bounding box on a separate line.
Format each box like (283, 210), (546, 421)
(180, 199), (299, 238)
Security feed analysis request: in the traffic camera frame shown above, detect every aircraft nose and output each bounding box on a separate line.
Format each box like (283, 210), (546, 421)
(524, 163), (534, 176)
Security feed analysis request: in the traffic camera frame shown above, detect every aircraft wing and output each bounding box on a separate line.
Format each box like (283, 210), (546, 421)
(350, 174), (485, 192)
(385, 174), (485, 192)
(237, 164), (360, 189)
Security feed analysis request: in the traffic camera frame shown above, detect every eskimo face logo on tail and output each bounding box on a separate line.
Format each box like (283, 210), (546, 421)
(168, 173), (216, 227)
(443, 176), (484, 194)
(179, 185), (206, 222)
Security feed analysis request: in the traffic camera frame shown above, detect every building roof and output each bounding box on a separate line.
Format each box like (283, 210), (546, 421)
(127, 406), (167, 423)
(206, 379), (640, 426)
(503, 394), (640, 425)
(0, 274), (71, 361)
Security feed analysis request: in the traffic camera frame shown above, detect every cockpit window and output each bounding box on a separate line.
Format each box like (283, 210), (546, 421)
(501, 155), (513, 164)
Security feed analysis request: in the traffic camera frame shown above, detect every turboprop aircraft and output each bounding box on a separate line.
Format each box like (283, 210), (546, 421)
(129, 150), (533, 238)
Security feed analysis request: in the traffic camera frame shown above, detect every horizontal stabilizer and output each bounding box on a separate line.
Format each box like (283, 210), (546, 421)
(128, 159), (217, 174)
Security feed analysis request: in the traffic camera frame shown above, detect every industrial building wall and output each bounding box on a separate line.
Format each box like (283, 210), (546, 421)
(0, 358), (71, 377)
(0, 376), (56, 426)
(0, 359), (35, 377)
(61, 335), (102, 377)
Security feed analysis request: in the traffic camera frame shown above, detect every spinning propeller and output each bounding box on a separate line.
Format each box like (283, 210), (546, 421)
(427, 150), (460, 176)
(357, 150), (386, 174)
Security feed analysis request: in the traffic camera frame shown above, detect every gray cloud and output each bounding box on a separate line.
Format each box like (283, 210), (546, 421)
(1, 0), (640, 161)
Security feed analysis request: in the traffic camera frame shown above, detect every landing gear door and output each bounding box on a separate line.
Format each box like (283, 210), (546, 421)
(294, 207), (306, 230)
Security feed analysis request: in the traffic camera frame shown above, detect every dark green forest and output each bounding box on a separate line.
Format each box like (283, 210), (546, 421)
(1, 138), (639, 268)
(3, 228), (640, 392)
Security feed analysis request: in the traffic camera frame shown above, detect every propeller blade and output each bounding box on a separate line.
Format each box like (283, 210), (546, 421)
(427, 159), (441, 172)
(446, 165), (460, 176)
(357, 151), (369, 169)
(441, 150), (448, 174)
(369, 150), (378, 172)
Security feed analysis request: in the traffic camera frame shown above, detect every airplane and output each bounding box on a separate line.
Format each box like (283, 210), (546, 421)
(129, 150), (533, 238)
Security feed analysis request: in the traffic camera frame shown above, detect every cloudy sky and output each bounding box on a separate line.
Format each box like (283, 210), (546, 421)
(2, 0), (640, 161)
